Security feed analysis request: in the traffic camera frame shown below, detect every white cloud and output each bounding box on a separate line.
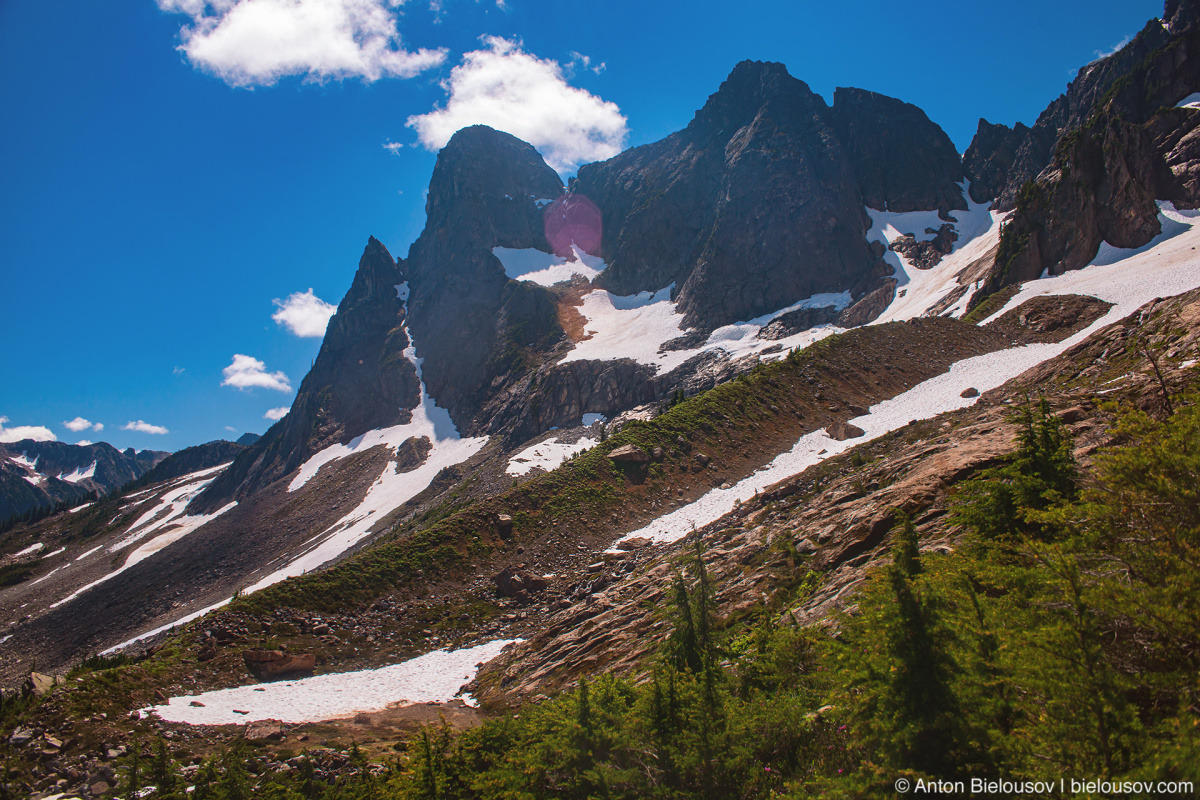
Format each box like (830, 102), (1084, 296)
(0, 416), (56, 444)
(122, 420), (170, 435)
(64, 416), (104, 433)
(1093, 35), (1132, 62)
(272, 288), (337, 337)
(224, 425), (238, 432)
(222, 354), (293, 392)
(406, 36), (628, 174)
(76, 440), (93, 447)
(157, 0), (448, 87)
(264, 406), (290, 421)
(568, 51), (604, 76)
(174, 366), (186, 376)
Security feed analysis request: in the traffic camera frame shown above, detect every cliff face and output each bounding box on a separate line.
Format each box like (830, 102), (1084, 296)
(404, 126), (567, 436)
(197, 237), (418, 508)
(981, 11), (1200, 296)
(575, 61), (885, 332)
(829, 86), (967, 213)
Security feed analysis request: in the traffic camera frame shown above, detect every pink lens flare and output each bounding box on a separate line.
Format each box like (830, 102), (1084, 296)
(544, 194), (602, 256)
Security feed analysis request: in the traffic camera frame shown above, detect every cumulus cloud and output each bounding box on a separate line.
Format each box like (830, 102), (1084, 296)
(122, 420), (170, 435)
(157, 0), (448, 87)
(272, 288), (337, 337)
(407, 37), (628, 174)
(264, 406), (290, 421)
(76, 440), (93, 447)
(222, 354), (293, 392)
(64, 416), (104, 433)
(0, 416), (56, 444)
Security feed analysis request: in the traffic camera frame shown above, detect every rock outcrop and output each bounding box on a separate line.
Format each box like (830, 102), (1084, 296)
(574, 61), (884, 332)
(404, 126), (567, 435)
(829, 87), (966, 213)
(196, 237), (419, 509)
(962, 119), (1030, 204)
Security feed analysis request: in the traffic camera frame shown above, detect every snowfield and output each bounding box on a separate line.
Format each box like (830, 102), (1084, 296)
(507, 436), (599, 476)
(59, 461), (96, 483)
(144, 639), (521, 725)
(869, 183), (1007, 323)
(561, 286), (850, 373)
(616, 201), (1200, 548)
(493, 244), (606, 286)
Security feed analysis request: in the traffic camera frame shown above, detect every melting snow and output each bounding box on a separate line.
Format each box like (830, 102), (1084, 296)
(102, 597), (233, 656)
(870, 183), (1006, 323)
(493, 244), (605, 286)
(59, 461), (97, 483)
(10, 454), (38, 470)
(14, 542), (43, 557)
(256, 285), (487, 595)
(562, 286), (850, 373)
(144, 639), (521, 725)
(617, 201), (1200, 548)
(41, 546), (65, 559)
(68, 502), (93, 513)
(75, 544), (104, 561)
(507, 437), (598, 476)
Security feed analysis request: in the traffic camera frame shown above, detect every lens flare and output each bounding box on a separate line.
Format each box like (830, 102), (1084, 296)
(544, 194), (602, 256)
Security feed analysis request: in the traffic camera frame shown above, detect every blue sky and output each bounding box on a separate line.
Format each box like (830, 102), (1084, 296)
(0, 0), (1162, 452)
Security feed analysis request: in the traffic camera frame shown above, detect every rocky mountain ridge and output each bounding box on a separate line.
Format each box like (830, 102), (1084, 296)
(3, 7), (1200, 776)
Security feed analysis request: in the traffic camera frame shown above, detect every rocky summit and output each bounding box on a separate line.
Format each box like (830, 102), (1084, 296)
(4, 3), (1200, 797)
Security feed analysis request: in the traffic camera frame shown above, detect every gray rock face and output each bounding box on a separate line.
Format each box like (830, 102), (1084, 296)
(574, 60), (883, 332)
(196, 237), (419, 509)
(405, 126), (567, 436)
(980, 9), (1200, 297)
(829, 87), (966, 213)
(992, 16), (1175, 210)
(963, 119), (1030, 203)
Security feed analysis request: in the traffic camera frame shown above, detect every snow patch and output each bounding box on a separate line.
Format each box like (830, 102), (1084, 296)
(10, 454), (38, 471)
(144, 639), (520, 725)
(617, 202), (1200, 548)
(492, 244), (605, 286)
(870, 182), (1006, 323)
(60, 461), (97, 483)
(49, 501), (237, 609)
(506, 437), (598, 476)
(68, 502), (93, 514)
(14, 542), (43, 557)
(561, 286), (849, 373)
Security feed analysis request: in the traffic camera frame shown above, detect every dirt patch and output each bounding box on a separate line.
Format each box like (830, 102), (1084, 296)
(990, 293), (1114, 344)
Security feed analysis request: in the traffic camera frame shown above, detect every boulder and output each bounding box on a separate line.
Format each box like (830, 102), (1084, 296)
(26, 672), (63, 696)
(617, 537), (652, 551)
(960, 387), (980, 398)
(825, 421), (866, 441)
(495, 514), (514, 536)
(494, 566), (550, 598)
(245, 719), (285, 742)
(607, 444), (649, 463)
(242, 650), (316, 679)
